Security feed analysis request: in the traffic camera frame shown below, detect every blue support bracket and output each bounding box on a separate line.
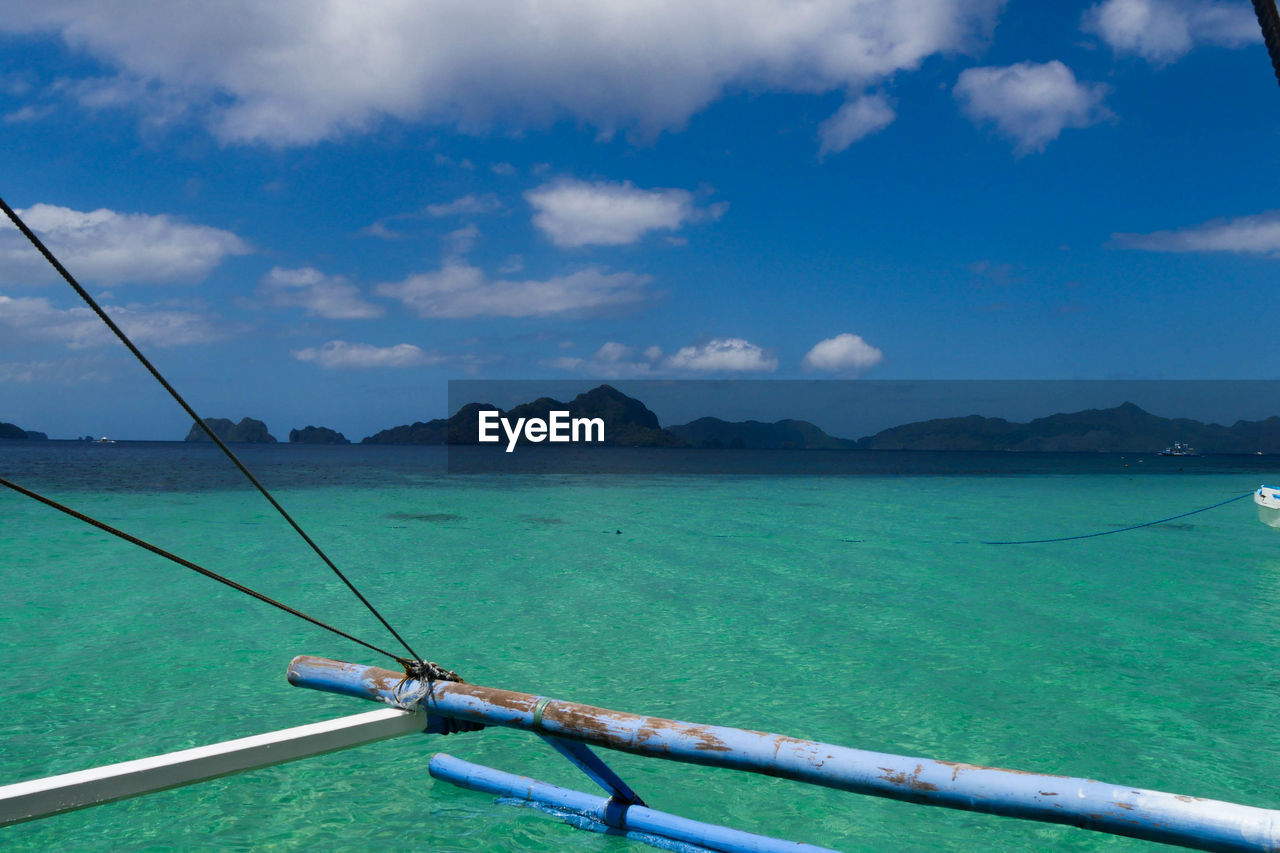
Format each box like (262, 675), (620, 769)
(539, 734), (646, 806)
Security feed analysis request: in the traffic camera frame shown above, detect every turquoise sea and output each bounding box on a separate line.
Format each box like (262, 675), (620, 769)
(2, 442), (1279, 851)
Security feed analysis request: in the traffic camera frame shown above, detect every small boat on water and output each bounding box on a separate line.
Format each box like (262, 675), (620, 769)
(1157, 441), (1199, 456)
(92, 436), (116, 444)
(1256, 486), (1280, 528)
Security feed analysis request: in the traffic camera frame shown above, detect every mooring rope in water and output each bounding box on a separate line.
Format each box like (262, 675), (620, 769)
(982, 490), (1255, 545)
(0, 475), (415, 668)
(0, 195), (423, 666)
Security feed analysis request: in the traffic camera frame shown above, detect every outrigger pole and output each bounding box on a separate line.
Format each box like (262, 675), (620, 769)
(3, 654), (1279, 851)
(287, 656), (1280, 853)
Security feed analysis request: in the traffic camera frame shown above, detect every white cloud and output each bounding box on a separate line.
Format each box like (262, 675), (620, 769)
(953, 61), (1111, 154)
(0, 293), (225, 349)
(542, 341), (663, 376)
(434, 154), (475, 170)
(425, 194), (501, 217)
(546, 338), (784, 375)
(292, 340), (443, 369)
(359, 221), (403, 240)
(543, 355), (586, 371)
(818, 94), (896, 155)
(527, 179), (725, 247)
(490, 162), (516, 176)
(0, 1), (1001, 145)
(443, 224), (480, 256)
(0, 203), (249, 285)
(4, 104), (54, 124)
(257, 266), (383, 319)
(1082, 0), (1259, 65)
(377, 262), (652, 318)
(664, 338), (777, 372)
(801, 333), (883, 372)
(1112, 212), (1280, 254)
(0, 356), (111, 384)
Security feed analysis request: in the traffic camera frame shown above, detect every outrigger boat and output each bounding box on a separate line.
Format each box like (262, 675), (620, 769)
(10, 5), (1280, 842)
(3, 200), (1280, 853)
(3, 652), (1280, 852)
(1255, 485), (1280, 528)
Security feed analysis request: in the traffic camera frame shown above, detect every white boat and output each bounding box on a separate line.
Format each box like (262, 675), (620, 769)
(1157, 442), (1198, 456)
(1256, 485), (1280, 528)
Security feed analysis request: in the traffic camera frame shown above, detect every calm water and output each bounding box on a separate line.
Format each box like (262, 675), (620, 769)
(2, 442), (1279, 851)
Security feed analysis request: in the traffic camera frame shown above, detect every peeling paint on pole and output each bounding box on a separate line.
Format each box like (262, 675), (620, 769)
(289, 655), (1280, 852)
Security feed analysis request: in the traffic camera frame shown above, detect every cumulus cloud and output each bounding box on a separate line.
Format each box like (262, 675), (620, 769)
(953, 61), (1111, 154)
(425, 194), (502, 217)
(377, 262), (652, 318)
(801, 333), (883, 372)
(0, 1), (1002, 145)
(527, 179), (725, 247)
(1112, 212), (1280, 254)
(818, 94), (896, 155)
(665, 338), (777, 372)
(257, 266), (383, 319)
(0, 293), (225, 349)
(0, 203), (250, 285)
(1082, 0), (1259, 64)
(291, 340), (443, 368)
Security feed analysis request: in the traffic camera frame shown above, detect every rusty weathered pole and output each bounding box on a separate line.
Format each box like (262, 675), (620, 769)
(289, 655), (1280, 852)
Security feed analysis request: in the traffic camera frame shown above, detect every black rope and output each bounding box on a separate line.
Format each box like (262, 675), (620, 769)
(0, 195), (421, 665)
(982, 491), (1253, 545)
(1253, 0), (1280, 89)
(0, 475), (411, 667)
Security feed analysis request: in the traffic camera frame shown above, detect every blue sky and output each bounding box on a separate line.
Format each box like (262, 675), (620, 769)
(1, 0), (1278, 440)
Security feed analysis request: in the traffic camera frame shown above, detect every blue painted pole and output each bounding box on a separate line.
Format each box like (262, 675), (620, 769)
(429, 753), (836, 853)
(289, 656), (1280, 852)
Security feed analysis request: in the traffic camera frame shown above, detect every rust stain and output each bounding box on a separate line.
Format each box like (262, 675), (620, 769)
(630, 720), (732, 752)
(877, 763), (939, 793)
(1038, 791), (1059, 797)
(1114, 802), (1134, 811)
(555, 706), (621, 743)
(685, 725), (732, 752)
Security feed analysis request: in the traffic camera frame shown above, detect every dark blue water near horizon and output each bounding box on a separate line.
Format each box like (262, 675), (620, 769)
(4, 440), (1279, 491)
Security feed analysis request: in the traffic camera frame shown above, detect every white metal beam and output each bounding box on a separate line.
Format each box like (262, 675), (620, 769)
(0, 707), (425, 826)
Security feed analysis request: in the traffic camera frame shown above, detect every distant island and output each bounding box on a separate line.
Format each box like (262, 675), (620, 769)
(363, 385), (684, 447)
(855, 401), (1280, 453)
(185, 417), (277, 443)
(149, 390), (1280, 453)
(667, 417), (853, 449)
(359, 389), (1280, 453)
(289, 426), (350, 444)
(0, 421), (47, 440)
